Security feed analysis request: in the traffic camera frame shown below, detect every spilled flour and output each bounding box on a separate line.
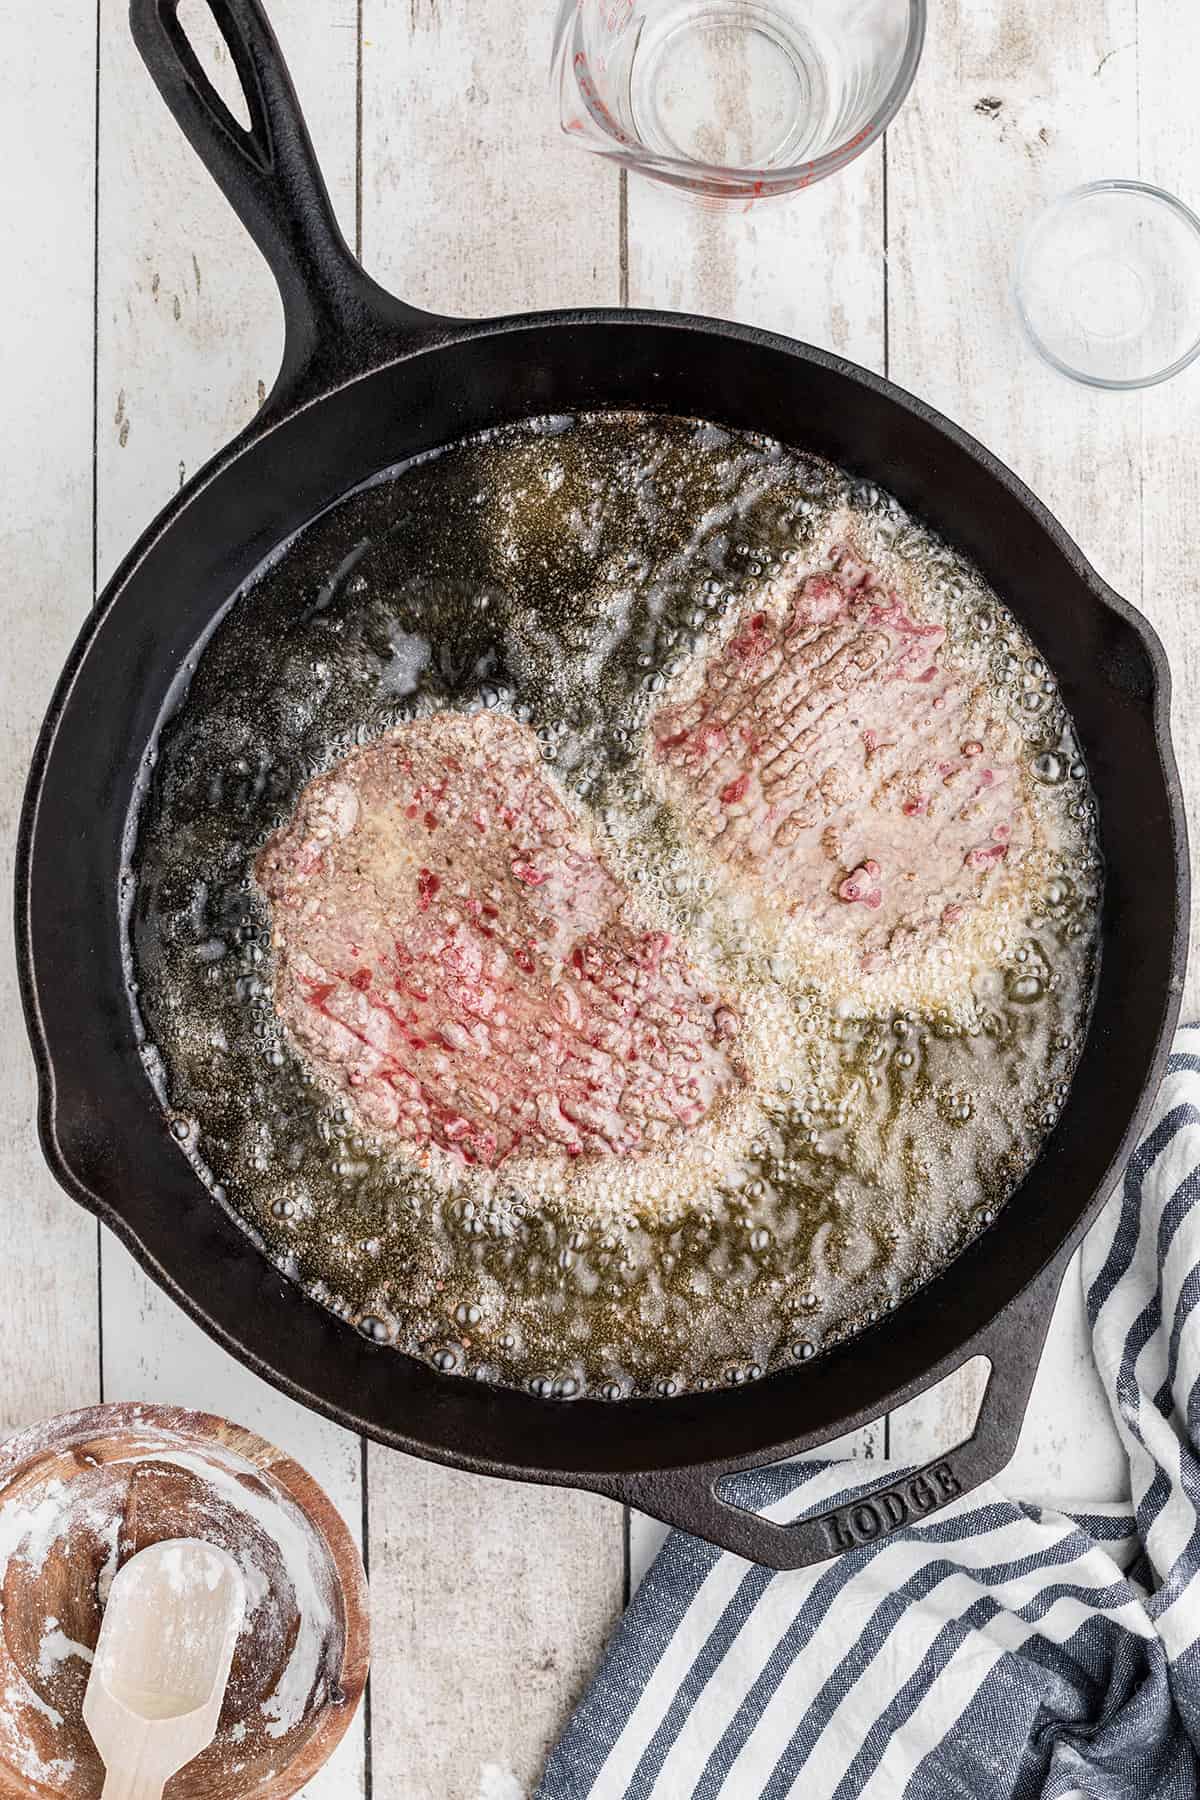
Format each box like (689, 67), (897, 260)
(37, 1622), (93, 1679)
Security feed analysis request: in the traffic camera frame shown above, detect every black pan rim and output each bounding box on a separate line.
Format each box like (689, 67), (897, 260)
(16, 308), (1189, 1487)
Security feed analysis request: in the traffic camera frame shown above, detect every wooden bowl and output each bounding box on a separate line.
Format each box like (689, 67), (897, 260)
(0, 1403), (369, 1798)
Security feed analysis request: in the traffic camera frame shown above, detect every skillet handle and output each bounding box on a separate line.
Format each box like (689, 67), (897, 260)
(601, 1250), (1071, 1570)
(129, 0), (446, 412)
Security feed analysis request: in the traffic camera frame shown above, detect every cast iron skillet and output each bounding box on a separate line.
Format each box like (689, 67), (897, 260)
(17, 0), (1188, 1569)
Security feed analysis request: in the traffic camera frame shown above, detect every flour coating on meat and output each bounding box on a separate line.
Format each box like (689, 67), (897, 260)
(650, 546), (1032, 938)
(256, 712), (744, 1170)
(649, 539), (1045, 1014)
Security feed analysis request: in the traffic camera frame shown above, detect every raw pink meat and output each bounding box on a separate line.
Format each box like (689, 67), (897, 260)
(649, 548), (1034, 960)
(256, 712), (742, 1169)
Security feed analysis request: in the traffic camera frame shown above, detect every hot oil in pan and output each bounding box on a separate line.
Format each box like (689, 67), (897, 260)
(131, 413), (1101, 1399)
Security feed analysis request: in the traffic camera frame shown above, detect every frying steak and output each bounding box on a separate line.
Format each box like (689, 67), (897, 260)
(256, 712), (743, 1170)
(648, 546), (1036, 967)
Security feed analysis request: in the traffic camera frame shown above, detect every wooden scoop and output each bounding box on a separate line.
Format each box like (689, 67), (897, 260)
(83, 1538), (245, 1800)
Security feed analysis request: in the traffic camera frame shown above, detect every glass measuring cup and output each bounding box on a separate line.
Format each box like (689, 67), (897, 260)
(552, 0), (924, 202)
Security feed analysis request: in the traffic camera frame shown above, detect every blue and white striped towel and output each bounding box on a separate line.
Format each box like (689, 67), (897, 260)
(539, 1025), (1200, 1799)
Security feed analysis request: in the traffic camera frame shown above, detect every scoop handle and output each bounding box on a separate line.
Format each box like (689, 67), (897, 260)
(102, 1765), (167, 1800)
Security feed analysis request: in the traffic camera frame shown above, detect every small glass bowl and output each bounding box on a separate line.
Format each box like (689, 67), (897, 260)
(1014, 180), (1200, 389)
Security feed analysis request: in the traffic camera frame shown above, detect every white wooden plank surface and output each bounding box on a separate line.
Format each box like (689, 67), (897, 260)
(3, 0), (1195, 1793)
(1139, 0), (1200, 1022)
(356, 9), (627, 1796)
(0, 0), (101, 1434)
(627, 150), (883, 347)
(367, 1464), (623, 1800)
(360, 1), (619, 317)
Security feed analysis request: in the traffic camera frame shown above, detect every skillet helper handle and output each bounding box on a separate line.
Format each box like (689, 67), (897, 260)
(607, 1252), (1070, 1570)
(129, 0), (442, 409)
